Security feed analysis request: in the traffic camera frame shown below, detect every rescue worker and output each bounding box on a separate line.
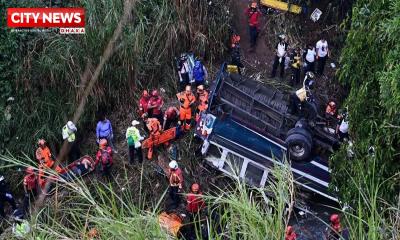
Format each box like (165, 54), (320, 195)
(12, 210), (31, 239)
(245, 2), (262, 51)
(176, 85), (196, 131)
(177, 54), (190, 91)
(168, 160), (184, 209)
(285, 226), (297, 240)
(186, 183), (205, 220)
(95, 139), (113, 179)
(192, 58), (208, 87)
(316, 36), (330, 75)
(304, 43), (317, 73)
(163, 106), (180, 130)
(148, 89), (164, 123)
(325, 101), (337, 127)
(0, 175), (17, 217)
(62, 120), (80, 162)
(145, 117), (162, 159)
(23, 167), (37, 213)
(138, 90), (150, 120)
(336, 110), (349, 142)
(325, 214), (349, 240)
(167, 143), (178, 161)
(35, 139), (55, 169)
(230, 34), (244, 75)
(195, 85), (209, 122)
(96, 115), (116, 153)
(126, 120), (144, 164)
(290, 47), (302, 85)
(270, 34), (288, 79)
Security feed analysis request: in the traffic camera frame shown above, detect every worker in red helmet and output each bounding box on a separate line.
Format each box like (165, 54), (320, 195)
(148, 89), (164, 123)
(326, 214), (349, 240)
(138, 90), (150, 120)
(22, 167), (37, 213)
(95, 139), (113, 179)
(245, 1), (261, 51)
(325, 101), (337, 128)
(163, 106), (180, 130)
(186, 183), (205, 220)
(285, 226), (297, 240)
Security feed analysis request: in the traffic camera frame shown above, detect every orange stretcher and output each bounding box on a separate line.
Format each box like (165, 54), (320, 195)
(142, 127), (177, 159)
(158, 212), (183, 237)
(38, 155), (95, 195)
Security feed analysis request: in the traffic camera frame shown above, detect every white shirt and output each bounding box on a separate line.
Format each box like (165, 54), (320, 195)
(316, 40), (328, 57)
(339, 120), (349, 133)
(277, 42), (287, 57)
(305, 48), (316, 62)
(179, 62), (189, 74)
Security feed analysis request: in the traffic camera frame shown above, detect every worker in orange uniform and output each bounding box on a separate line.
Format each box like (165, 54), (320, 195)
(285, 226), (297, 240)
(148, 89), (164, 123)
(168, 160), (184, 208)
(195, 85), (209, 122)
(145, 117), (162, 159)
(176, 85), (196, 131)
(35, 139), (55, 169)
(95, 139), (113, 179)
(186, 183), (205, 220)
(23, 167), (37, 213)
(138, 90), (150, 120)
(163, 106), (180, 130)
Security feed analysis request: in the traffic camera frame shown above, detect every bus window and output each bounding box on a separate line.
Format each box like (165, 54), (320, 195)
(223, 152), (244, 176)
(245, 162), (265, 187)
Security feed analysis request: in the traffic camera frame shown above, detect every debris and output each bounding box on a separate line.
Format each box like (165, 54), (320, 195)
(310, 8), (322, 22)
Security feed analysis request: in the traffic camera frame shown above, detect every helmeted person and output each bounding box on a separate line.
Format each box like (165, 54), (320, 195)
(147, 89), (164, 123)
(290, 47), (302, 85)
(245, 1), (262, 51)
(22, 167), (37, 213)
(186, 183), (205, 217)
(95, 139), (113, 179)
(96, 115), (116, 153)
(126, 120), (144, 164)
(270, 34), (288, 79)
(325, 101), (337, 127)
(285, 226), (297, 240)
(195, 85), (209, 122)
(62, 121), (80, 162)
(145, 117), (162, 159)
(12, 210), (31, 239)
(176, 85), (196, 131)
(139, 90), (151, 120)
(336, 109), (349, 142)
(192, 58), (208, 87)
(0, 175), (17, 217)
(325, 214), (349, 240)
(35, 139), (55, 169)
(230, 34), (244, 75)
(304, 43), (317, 73)
(163, 106), (180, 130)
(168, 160), (184, 208)
(177, 54), (190, 91)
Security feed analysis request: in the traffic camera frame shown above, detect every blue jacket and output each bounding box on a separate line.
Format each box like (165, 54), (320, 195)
(96, 119), (113, 139)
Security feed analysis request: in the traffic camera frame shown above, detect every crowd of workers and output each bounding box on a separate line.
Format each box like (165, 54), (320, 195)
(0, 2), (350, 239)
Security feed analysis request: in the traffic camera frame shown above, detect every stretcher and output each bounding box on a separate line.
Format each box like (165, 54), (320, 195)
(260, 0), (302, 14)
(142, 127), (177, 159)
(38, 155), (95, 195)
(158, 212), (183, 237)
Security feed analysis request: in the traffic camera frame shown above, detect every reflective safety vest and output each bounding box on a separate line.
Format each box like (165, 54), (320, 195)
(126, 126), (141, 147)
(35, 147), (54, 168)
(62, 125), (76, 142)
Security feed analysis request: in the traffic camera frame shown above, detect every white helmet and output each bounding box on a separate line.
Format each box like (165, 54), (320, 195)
(67, 121), (77, 132)
(169, 160), (178, 169)
(132, 120), (140, 126)
(0, 176), (4, 182)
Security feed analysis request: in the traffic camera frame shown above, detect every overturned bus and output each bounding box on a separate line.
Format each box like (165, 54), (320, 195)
(196, 64), (340, 202)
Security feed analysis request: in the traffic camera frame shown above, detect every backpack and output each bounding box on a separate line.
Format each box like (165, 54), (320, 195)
(192, 60), (204, 81)
(100, 149), (112, 166)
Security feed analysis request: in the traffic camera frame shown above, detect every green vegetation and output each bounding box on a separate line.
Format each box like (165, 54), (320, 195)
(331, 0), (400, 238)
